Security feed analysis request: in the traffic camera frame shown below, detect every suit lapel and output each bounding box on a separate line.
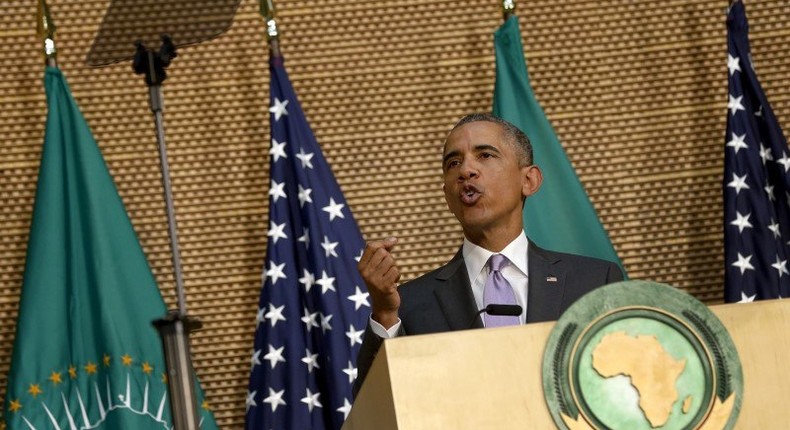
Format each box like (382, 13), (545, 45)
(434, 250), (482, 330)
(527, 242), (566, 323)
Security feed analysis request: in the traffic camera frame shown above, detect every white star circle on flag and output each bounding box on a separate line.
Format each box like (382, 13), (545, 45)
(264, 344), (286, 369)
(730, 211), (753, 233)
(301, 308), (320, 331)
(264, 303), (286, 327)
(301, 388), (322, 413)
(728, 94), (746, 116)
(777, 153), (790, 172)
(263, 388), (286, 412)
(727, 53), (741, 76)
(265, 261), (287, 285)
(320, 313), (333, 333)
(342, 360), (357, 384)
(298, 269), (315, 292)
(316, 270), (336, 294)
(347, 286), (370, 310)
(251, 349), (262, 367)
(297, 185), (313, 208)
(726, 173), (749, 195)
(726, 132), (748, 154)
(301, 349), (320, 373)
(731, 253), (754, 275)
(296, 148), (315, 169)
(321, 236), (339, 258)
(270, 138), (287, 162)
(267, 221), (288, 245)
(771, 256), (789, 277)
(322, 198), (345, 221)
(269, 97), (289, 121)
(345, 324), (364, 347)
(269, 180), (287, 203)
(246, 390), (257, 411)
(759, 143), (773, 164)
(768, 220), (781, 238)
(337, 398), (353, 420)
(297, 227), (310, 247)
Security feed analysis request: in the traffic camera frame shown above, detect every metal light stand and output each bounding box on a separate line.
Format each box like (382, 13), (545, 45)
(132, 36), (202, 430)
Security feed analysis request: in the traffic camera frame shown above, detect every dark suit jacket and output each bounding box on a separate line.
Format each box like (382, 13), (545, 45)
(353, 241), (623, 397)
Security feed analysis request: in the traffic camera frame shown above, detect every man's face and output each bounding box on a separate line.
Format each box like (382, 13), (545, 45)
(442, 121), (539, 238)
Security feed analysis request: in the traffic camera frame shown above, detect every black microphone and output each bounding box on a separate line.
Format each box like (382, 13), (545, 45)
(469, 304), (523, 328)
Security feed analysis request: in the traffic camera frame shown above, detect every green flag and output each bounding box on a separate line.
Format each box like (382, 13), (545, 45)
(492, 16), (625, 271)
(3, 66), (218, 429)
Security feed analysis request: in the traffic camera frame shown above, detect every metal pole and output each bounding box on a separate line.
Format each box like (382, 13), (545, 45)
(135, 41), (202, 430)
(147, 64), (188, 317)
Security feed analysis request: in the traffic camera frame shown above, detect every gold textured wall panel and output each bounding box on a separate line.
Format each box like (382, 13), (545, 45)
(2, 0), (789, 427)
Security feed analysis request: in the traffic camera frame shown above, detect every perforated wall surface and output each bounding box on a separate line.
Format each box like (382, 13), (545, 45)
(2, 0), (789, 427)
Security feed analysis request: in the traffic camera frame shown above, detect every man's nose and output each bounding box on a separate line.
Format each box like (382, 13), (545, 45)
(458, 160), (478, 180)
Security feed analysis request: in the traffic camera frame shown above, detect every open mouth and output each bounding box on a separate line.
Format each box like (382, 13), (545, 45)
(460, 184), (481, 205)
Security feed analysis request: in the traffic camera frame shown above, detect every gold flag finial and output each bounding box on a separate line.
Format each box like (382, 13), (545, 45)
(259, 0), (278, 38)
(502, 0), (516, 20)
(36, 0), (57, 65)
(258, 0), (281, 57)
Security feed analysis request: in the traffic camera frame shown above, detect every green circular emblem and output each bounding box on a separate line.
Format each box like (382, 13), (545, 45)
(543, 281), (743, 430)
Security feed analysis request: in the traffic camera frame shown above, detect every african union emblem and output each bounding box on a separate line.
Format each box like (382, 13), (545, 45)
(543, 281), (743, 430)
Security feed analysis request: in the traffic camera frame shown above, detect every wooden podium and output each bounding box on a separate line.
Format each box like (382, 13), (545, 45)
(343, 299), (790, 429)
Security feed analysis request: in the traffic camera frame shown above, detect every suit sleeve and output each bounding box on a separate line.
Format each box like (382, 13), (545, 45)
(353, 321), (405, 398)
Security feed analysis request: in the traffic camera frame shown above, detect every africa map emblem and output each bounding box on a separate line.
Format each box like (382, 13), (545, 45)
(543, 281), (743, 430)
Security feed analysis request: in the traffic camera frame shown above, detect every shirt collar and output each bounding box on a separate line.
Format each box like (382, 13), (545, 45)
(462, 231), (529, 278)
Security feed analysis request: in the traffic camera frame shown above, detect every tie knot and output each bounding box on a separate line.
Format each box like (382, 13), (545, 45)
(488, 254), (508, 272)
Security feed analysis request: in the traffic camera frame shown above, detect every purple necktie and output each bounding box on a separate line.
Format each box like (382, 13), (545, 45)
(483, 254), (521, 327)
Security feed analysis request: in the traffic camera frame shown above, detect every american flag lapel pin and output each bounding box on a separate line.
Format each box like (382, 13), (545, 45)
(546, 276), (558, 283)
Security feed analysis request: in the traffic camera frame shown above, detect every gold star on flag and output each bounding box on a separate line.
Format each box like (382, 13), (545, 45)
(121, 354), (133, 367)
(9, 399), (22, 412)
(202, 400), (211, 411)
(142, 362), (153, 375)
(161, 373), (168, 384)
(48, 371), (62, 385)
(84, 361), (97, 375)
(27, 384), (42, 398)
(103, 354), (111, 367)
(68, 365), (77, 379)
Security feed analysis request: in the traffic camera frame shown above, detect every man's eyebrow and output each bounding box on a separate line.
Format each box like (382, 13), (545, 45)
(443, 150), (460, 165)
(473, 144), (501, 154)
(443, 144), (502, 165)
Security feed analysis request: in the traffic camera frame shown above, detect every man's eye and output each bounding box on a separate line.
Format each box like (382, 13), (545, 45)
(480, 152), (494, 159)
(446, 160), (460, 169)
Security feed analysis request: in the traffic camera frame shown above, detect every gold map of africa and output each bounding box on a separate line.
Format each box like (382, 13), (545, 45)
(592, 332), (687, 428)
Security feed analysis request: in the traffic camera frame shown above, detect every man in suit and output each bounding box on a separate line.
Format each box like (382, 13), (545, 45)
(353, 113), (623, 396)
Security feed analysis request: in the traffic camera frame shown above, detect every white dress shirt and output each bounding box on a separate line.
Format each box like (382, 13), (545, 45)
(370, 232), (530, 338)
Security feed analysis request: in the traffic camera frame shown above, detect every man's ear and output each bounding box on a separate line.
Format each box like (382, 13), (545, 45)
(521, 165), (543, 198)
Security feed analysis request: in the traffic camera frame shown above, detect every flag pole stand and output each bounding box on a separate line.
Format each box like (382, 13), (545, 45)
(132, 36), (202, 430)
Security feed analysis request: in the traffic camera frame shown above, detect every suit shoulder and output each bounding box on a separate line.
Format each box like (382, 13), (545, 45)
(538, 248), (623, 279)
(555, 251), (616, 267)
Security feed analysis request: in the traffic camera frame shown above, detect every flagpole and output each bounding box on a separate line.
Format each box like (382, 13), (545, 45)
(36, 0), (57, 68)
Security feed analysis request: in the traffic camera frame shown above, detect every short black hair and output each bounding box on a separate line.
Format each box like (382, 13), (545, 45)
(447, 113), (533, 166)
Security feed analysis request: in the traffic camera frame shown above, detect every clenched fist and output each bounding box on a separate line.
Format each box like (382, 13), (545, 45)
(357, 237), (401, 329)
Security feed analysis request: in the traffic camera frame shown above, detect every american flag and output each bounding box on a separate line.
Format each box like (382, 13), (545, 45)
(245, 54), (370, 429)
(724, 1), (790, 302)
